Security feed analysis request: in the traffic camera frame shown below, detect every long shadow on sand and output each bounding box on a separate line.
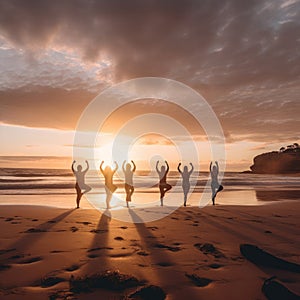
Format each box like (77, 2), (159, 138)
(129, 208), (202, 298)
(0, 209), (75, 263)
(84, 209), (111, 273)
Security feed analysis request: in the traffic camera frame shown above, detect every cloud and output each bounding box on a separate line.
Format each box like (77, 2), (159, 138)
(0, 86), (96, 129)
(0, 0), (299, 142)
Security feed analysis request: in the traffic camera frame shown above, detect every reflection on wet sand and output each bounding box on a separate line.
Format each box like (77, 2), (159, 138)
(255, 189), (300, 201)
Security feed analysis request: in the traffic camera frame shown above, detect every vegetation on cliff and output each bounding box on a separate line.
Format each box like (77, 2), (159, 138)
(250, 143), (300, 174)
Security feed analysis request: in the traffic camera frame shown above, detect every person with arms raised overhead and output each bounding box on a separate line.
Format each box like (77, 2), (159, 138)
(210, 161), (223, 205)
(72, 160), (91, 208)
(156, 160), (172, 206)
(178, 162), (194, 206)
(100, 161), (118, 209)
(122, 160), (136, 208)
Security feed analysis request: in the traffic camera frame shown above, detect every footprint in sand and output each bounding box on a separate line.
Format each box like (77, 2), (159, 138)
(5, 217), (14, 222)
(90, 229), (108, 234)
(154, 243), (181, 252)
(76, 221), (92, 225)
(194, 243), (225, 259)
(120, 226), (128, 229)
(18, 256), (43, 264)
(0, 264), (11, 271)
(208, 263), (223, 269)
(114, 236), (124, 241)
(25, 228), (46, 233)
(65, 264), (80, 272)
(87, 247), (113, 252)
(50, 250), (67, 253)
(0, 248), (16, 255)
(87, 253), (100, 258)
(70, 226), (79, 232)
(156, 262), (173, 267)
(186, 273), (213, 287)
(137, 250), (149, 256)
(172, 242), (181, 246)
(10, 254), (25, 260)
(39, 276), (66, 288)
(147, 226), (159, 231)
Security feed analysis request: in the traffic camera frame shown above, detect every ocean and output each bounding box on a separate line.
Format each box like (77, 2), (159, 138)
(0, 168), (299, 209)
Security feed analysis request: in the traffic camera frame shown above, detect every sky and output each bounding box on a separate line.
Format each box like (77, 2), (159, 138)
(0, 0), (299, 170)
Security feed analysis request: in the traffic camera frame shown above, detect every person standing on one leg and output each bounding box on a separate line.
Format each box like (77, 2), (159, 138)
(156, 160), (172, 206)
(122, 160), (136, 208)
(210, 161), (223, 205)
(100, 161), (118, 209)
(178, 162), (194, 206)
(72, 160), (92, 208)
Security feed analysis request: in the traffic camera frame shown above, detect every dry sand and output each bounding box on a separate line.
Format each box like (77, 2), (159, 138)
(0, 201), (299, 299)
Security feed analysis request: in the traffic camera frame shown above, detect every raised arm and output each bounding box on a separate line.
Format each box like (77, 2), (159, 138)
(156, 161), (160, 174)
(209, 161), (212, 172)
(177, 162), (182, 174)
(165, 160), (169, 173)
(215, 161), (219, 173)
(189, 162), (194, 175)
(100, 161), (104, 174)
(131, 160), (136, 172)
(122, 160), (126, 172)
(83, 160), (89, 173)
(71, 160), (76, 173)
(113, 161), (118, 173)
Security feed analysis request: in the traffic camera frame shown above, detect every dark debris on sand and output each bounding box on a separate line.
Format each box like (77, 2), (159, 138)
(69, 270), (144, 293)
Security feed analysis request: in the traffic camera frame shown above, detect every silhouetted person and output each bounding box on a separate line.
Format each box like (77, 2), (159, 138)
(100, 161), (118, 209)
(178, 162), (194, 206)
(156, 160), (172, 206)
(122, 160), (136, 207)
(72, 160), (91, 208)
(210, 161), (223, 205)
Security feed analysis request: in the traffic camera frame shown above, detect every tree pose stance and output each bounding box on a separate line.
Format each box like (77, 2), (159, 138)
(122, 160), (136, 207)
(156, 160), (172, 206)
(100, 161), (118, 209)
(178, 162), (194, 206)
(72, 160), (91, 208)
(210, 161), (223, 205)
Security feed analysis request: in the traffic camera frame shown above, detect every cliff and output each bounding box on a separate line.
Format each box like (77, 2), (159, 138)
(250, 145), (300, 174)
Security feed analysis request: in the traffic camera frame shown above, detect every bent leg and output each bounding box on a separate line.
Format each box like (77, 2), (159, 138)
(165, 183), (172, 193)
(82, 184), (92, 194)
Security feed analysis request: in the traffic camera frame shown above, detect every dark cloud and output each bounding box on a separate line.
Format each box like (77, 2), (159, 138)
(1, 0), (299, 83)
(0, 0), (299, 142)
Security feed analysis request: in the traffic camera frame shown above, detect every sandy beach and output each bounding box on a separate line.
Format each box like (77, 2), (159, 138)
(0, 200), (299, 300)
